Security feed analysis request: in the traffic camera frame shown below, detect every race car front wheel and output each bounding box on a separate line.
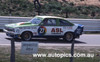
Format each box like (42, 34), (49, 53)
(64, 32), (74, 42)
(21, 32), (32, 41)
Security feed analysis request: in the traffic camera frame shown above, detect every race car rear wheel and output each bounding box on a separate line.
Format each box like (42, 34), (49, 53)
(64, 32), (74, 42)
(21, 32), (32, 41)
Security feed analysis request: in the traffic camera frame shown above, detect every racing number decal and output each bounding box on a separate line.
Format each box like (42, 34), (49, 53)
(38, 26), (47, 35)
(40, 28), (44, 33)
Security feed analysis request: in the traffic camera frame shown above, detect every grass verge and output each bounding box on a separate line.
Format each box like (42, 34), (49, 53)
(0, 46), (100, 62)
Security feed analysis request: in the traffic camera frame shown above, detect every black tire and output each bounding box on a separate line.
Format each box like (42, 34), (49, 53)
(21, 32), (32, 41)
(64, 32), (74, 42)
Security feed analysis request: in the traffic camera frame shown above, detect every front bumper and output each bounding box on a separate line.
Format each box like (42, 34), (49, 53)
(6, 32), (20, 38)
(3, 29), (20, 38)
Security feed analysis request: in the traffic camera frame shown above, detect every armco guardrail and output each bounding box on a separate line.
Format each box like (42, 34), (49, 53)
(0, 16), (100, 32)
(68, 19), (100, 32)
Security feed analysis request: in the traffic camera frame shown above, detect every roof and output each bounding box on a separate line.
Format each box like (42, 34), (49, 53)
(36, 16), (66, 20)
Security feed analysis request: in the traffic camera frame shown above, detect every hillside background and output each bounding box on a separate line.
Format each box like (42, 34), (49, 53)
(0, 0), (100, 18)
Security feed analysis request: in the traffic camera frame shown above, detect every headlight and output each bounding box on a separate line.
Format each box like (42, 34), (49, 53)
(12, 28), (15, 32)
(5, 26), (15, 32)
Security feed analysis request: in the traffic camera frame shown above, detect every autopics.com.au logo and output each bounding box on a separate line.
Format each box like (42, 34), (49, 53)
(38, 26), (47, 36)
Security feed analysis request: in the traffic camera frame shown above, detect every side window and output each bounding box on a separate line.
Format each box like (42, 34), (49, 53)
(42, 19), (57, 26)
(59, 19), (73, 26)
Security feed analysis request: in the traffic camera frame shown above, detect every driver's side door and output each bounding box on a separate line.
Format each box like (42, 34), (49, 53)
(38, 18), (63, 36)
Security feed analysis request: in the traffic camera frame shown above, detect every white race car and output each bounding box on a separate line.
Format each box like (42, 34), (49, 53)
(4, 16), (84, 42)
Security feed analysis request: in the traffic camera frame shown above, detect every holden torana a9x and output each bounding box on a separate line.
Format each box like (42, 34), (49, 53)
(4, 16), (84, 42)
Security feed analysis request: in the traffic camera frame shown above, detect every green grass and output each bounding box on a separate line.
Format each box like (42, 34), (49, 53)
(0, 46), (100, 62)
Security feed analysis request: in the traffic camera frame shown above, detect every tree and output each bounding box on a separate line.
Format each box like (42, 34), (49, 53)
(62, 5), (76, 18)
(33, 0), (41, 15)
(33, 0), (41, 9)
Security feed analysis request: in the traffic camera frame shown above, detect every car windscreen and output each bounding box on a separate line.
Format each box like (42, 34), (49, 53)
(29, 17), (42, 24)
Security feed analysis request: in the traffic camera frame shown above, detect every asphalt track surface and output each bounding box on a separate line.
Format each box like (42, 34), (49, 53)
(0, 33), (100, 46)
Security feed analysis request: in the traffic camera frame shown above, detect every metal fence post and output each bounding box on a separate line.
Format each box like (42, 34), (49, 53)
(70, 40), (75, 62)
(10, 38), (15, 62)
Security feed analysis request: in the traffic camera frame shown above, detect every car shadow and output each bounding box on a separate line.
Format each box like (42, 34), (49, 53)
(5, 38), (86, 44)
